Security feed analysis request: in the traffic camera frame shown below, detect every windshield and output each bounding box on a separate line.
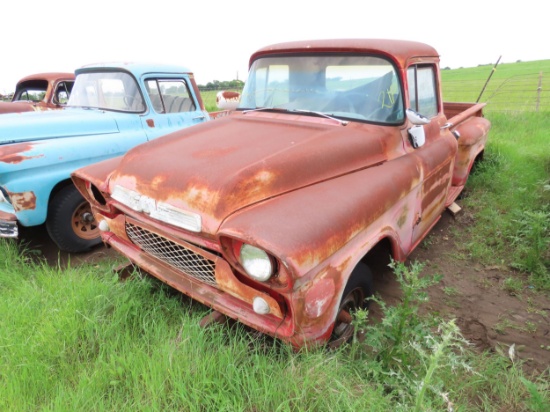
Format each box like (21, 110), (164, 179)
(239, 54), (403, 123)
(68, 71), (145, 112)
(14, 80), (48, 102)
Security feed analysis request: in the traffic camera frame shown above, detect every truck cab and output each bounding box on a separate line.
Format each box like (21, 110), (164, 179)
(0, 62), (212, 252)
(0, 72), (75, 114)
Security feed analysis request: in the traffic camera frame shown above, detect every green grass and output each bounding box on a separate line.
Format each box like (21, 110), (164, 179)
(1, 60), (549, 410)
(1, 244), (548, 411)
(457, 111), (550, 288)
(201, 89), (220, 112)
(441, 59), (550, 111)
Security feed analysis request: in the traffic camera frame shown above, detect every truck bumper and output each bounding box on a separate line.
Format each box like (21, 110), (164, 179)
(0, 210), (19, 238)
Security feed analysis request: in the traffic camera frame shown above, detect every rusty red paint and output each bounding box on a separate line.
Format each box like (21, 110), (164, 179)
(0, 72), (75, 114)
(8, 190), (37, 211)
(249, 39), (439, 73)
(0, 143), (43, 164)
(72, 39), (491, 348)
(146, 119), (155, 127)
(0, 210), (17, 221)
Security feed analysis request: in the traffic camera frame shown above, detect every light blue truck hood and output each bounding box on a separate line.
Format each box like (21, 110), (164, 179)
(0, 108), (120, 144)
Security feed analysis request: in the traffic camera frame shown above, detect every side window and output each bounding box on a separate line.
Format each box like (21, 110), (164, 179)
(145, 80), (163, 112)
(407, 65), (438, 118)
(54, 81), (74, 104)
(145, 79), (196, 114)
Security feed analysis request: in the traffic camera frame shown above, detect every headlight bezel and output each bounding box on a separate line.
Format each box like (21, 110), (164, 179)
(0, 186), (11, 204)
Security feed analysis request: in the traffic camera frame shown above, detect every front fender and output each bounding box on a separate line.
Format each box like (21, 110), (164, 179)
(217, 156), (422, 343)
(0, 131), (145, 227)
(218, 153), (423, 282)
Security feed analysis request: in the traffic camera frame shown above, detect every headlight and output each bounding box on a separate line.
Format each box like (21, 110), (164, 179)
(240, 244), (274, 282)
(0, 187), (10, 204)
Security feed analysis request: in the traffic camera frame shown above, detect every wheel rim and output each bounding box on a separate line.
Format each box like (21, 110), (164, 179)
(329, 287), (365, 348)
(71, 201), (99, 240)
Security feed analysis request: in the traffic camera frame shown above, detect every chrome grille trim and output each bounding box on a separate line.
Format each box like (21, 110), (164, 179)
(126, 222), (217, 287)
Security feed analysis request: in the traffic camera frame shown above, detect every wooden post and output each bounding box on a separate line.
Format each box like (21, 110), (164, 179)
(536, 72), (542, 112)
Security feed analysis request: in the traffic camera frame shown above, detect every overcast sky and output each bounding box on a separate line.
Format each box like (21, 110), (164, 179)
(0, 0), (546, 94)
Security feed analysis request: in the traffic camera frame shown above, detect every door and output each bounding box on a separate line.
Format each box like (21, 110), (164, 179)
(406, 64), (456, 246)
(140, 77), (208, 141)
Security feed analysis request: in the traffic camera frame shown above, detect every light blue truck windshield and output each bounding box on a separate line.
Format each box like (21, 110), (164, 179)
(68, 71), (145, 113)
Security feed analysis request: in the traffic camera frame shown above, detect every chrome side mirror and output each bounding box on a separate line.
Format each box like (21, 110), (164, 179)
(406, 108), (429, 148)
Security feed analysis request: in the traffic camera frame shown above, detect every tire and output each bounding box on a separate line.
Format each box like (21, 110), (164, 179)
(329, 262), (373, 348)
(46, 185), (101, 253)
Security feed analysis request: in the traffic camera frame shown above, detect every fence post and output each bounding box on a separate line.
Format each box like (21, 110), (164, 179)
(536, 72), (542, 112)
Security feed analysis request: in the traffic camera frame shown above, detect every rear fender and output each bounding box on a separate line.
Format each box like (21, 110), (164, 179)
(452, 116), (491, 186)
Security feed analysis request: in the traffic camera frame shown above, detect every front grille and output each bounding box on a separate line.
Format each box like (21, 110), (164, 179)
(126, 222), (217, 287)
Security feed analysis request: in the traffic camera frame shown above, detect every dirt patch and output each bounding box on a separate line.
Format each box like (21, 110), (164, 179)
(408, 212), (550, 375)
(16, 214), (550, 374)
(17, 224), (121, 267)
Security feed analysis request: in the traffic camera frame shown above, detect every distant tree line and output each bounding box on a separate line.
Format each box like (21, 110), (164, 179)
(198, 80), (244, 91)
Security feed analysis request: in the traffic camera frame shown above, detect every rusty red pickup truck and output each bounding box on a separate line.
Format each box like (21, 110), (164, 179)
(0, 72), (75, 114)
(72, 39), (490, 348)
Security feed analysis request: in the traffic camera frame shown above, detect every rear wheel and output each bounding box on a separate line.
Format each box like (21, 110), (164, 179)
(329, 262), (373, 348)
(46, 185), (101, 253)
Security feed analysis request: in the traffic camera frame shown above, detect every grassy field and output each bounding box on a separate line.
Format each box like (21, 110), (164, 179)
(1, 244), (548, 411)
(1, 61), (549, 411)
(203, 59), (550, 113)
(442, 59), (550, 111)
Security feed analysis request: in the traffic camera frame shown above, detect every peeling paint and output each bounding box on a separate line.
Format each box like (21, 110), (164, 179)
(0, 144), (43, 164)
(8, 190), (37, 211)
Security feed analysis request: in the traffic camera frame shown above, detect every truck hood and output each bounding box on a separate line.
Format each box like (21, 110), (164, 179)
(109, 113), (394, 234)
(0, 101), (35, 114)
(0, 108), (119, 145)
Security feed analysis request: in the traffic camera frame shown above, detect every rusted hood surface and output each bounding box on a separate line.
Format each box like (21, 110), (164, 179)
(0, 108), (119, 144)
(0, 101), (35, 114)
(108, 113), (393, 234)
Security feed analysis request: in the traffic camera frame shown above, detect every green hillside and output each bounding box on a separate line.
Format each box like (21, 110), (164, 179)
(441, 59), (550, 111)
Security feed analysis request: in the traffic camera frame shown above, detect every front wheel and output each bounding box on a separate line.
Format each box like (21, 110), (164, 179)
(329, 262), (373, 348)
(46, 185), (101, 253)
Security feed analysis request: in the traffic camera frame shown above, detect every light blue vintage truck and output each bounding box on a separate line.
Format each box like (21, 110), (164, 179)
(0, 62), (217, 252)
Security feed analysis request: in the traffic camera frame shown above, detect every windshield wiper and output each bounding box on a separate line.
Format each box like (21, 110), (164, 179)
(291, 109), (348, 125)
(241, 107), (288, 114)
(242, 107), (348, 125)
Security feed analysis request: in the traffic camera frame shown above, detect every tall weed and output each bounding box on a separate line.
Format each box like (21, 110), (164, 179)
(345, 260), (548, 411)
(347, 260), (473, 410)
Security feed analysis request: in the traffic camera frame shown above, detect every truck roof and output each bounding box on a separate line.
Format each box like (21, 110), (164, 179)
(76, 62), (193, 77)
(17, 72), (75, 83)
(250, 39), (439, 68)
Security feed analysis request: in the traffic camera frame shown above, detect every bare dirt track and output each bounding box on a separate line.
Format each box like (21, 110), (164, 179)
(17, 214), (550, 375)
